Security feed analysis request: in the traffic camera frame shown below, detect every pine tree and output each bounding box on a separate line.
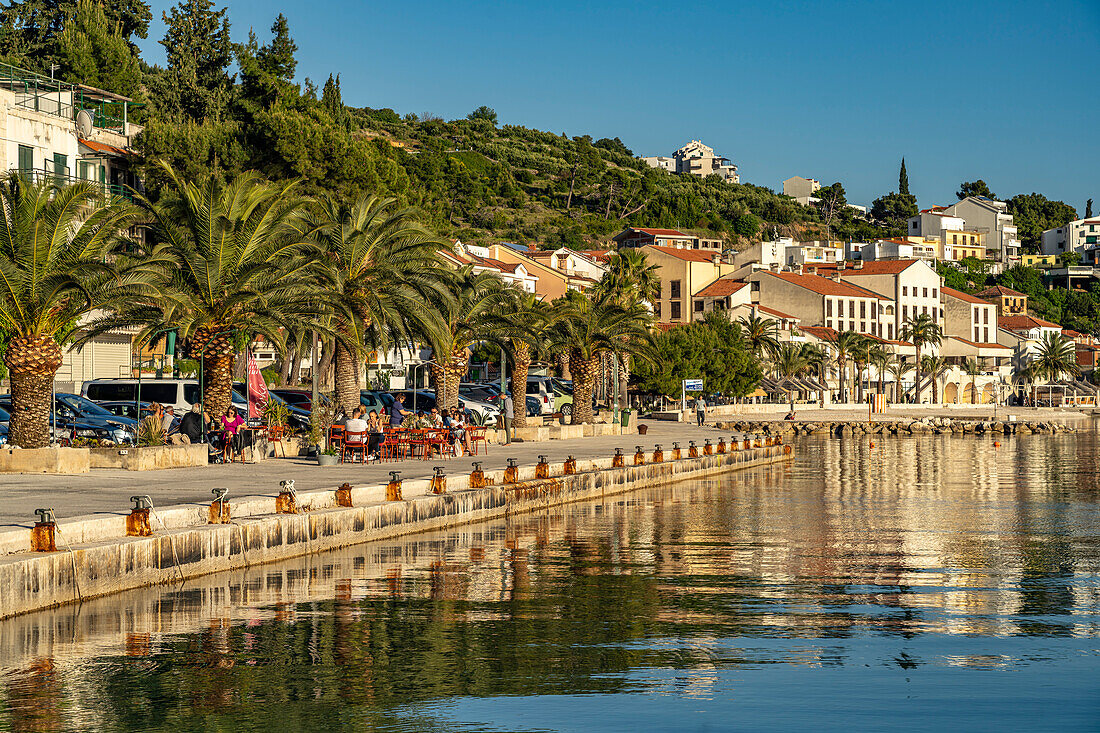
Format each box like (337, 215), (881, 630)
(899, 157), (910, 196)
(1087, 199), (1094, 218)
(54, 0), (142, 99)
(158, 0), (233, 120)
(259, 13), (296, 82)
(237, 13), (298, 108)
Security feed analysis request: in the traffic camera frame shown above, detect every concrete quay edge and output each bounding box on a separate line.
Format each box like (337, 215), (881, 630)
(0, 444), (792, 620)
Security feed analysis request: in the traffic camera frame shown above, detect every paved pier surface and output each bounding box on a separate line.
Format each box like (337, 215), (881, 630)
(0, 421), (727, 528)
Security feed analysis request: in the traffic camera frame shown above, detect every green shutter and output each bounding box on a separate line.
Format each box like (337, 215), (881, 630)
(52, 153), (67, 182)
(17, 145), (33, 174)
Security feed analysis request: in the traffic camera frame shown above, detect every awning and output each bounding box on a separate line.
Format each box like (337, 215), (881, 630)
(79, 138), (131, 157)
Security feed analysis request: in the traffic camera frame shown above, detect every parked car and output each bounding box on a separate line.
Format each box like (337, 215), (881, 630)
(271, 389), (331, 412)
(360, 390), (395, 414)
(385, 390), (498, 426)
(95, 400), (158, 421)
(82, 378), (203, 412)
(0, 393), (136, 444)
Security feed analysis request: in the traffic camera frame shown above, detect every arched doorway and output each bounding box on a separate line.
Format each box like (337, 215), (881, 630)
(944, 382), (959, 404)
(981, 383), (994, 404)
(963, 382), (977, 403)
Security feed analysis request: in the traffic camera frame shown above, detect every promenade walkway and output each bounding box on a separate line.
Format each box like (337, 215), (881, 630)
(0, 421), (726, 527)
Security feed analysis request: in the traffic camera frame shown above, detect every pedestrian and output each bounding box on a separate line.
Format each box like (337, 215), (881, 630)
(503, 392), (514, 444)
(695, 396), (706, 426)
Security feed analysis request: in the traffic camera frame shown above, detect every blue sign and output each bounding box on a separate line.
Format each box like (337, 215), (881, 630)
(682, 379), (703, 392)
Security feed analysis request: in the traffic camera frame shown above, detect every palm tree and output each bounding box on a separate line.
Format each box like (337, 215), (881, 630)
(130, 163), (323, 419)
(432, 267), (510, 409)
(962, 357), (981, 404)
(546, 290), (652, 424)
(1030, 332), (1080, 382)
(868, 344), (891, 396)
(921, 354), (949, 404)
(800, 342), (830, 406)
(772, 342), (808, 413)
(886, 359), (912, 404)
(595, 248), (660, 409)
(901, 314), (943, 404)
(0, 176), (143, 447)
(826, 330), (867, 403)
(738, 315), (780, 360)
(492, 290), (554, 429)
(307, 195), (449, 414)
(850, 337), (876, 404)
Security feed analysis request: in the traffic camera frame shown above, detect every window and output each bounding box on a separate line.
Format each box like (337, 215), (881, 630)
(952, 234), (958, 244)
(17, 145), (33, 173)
(654, 302), (661, 318)
(52, 152), (67, 182)
(902, 305), (908, 321)
(871, 302), (877, 318)
(983, 309), (989, 324)
(848, 301), (855, 318)
(670, 280), (681, 299)
(902, 286), (908, 296)
(888, 324), (894, 340)
(922, 305), (928, 316)
(984, 327), (989, 342)
(694, 300), (704, 313)
(827, 299), (833, 316)
(923, 287), (928, 298)
(860, 301), (866, 318)
(932, 288), (937, 298)
(671, 301), (681, 320)
(974, 327), (980, 341)
(826, 320), (833, 329)
(860, 321), (866, 332)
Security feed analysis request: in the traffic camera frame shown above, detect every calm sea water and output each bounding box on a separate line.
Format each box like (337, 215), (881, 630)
(2, 432), (1099, 732)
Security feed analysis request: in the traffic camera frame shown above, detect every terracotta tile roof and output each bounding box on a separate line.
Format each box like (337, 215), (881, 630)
(580, 249), (614, 264)
(942, 287), (988, 305)
(975, 285), (1026, 298)
(78, 138), (130, 156)
(813, 259), (925, 276)
(999, 315), (1061, 331)
(800, 325), (838, 341)
(646, 245), (723, 263)
(694, 279), (747, 297)
(637, 228), (690, 237)
(762, 271), (891, 299)
(476, 256), (523, 274)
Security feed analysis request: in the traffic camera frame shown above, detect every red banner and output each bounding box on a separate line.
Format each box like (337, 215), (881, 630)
(247, 351), (269, 419)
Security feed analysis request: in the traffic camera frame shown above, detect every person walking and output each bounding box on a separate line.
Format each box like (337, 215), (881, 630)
(695, 396), (706, 426)
(503, 392), (514, 445)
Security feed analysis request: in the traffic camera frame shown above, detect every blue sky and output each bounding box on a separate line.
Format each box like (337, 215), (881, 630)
(139, 1), (1099, 212)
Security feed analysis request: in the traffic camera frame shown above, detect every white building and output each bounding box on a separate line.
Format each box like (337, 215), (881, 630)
(782, 176), (820, 205)
(643, 140), (739, 183)
(812, 259), (942, 342)
(853, 238), (938, 263)
(943, 196), (1021, 264)
(1040, 217), (1100, 263)
(787, 241), (844, 267)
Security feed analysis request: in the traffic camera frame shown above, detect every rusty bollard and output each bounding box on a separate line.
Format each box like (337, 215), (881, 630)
(30, 508), (56, 552)
(755, 436), (764, 448)
(387, 471), (403, 501)
(431, 466), (447, 495)
(612, 448), (625, 468)
(470, 462), (487, 488)
(209, 488), (231, 523)
(335, 482), (353, 508)
(703, 439), (713, 456)
(688, 441), (699, 458)
(717, 437), (727, 454)
(535, 455), (550, 479)
(743, 437), (752, 450)
(276, 479), (298, 514)
(672, 442), (681, 461)
(634, 446), (645, 465)
(652, 444), (663, 463)
(126, 495), (152, 537)
(563, 455), (577, 475)
(504, 458), (519, 484)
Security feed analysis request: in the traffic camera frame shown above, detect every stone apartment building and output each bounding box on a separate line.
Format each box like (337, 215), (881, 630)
(643, 245), (736, 325)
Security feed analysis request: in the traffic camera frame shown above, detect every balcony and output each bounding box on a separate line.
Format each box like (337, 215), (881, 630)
(10, 166), (135, 200)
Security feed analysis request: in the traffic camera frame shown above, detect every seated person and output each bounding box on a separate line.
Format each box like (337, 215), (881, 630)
(448, 408), (469, 454)
(178, 402), (205, 444)
(220, 406), (245, 462)
(366, 409), (385, 459)
(345, 406), (368, 434)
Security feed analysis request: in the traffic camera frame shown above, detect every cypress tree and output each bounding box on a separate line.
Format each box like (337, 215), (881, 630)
(899, 157), (910, 196)
(1087, 199), (1093, 218)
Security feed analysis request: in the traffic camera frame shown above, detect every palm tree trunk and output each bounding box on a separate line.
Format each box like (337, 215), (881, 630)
(193, 328), (235, 421)
(511, 341), (530, 429)
(914, 347), (922, 404)
(558, 351), (571, 381)
(5, 335), (63, 448)
(441, 346), (467, 409)
(333, 325), (361, 416)
(838, 356), (847, 403)
(618, 353), (630, 410)
(278, 344), (297, 386)
(570, 351), (599, 424)
(316, 339), (335, 392)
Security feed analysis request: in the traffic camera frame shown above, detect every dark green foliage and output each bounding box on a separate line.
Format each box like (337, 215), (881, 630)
(633, 314), (761, 397)
(52, 0), (142, 99)
(594, 137), (632, 157)
(155, 0), (233, 121)
(1006, 193), (1078, 253)
(870, 191), (918, 229)
(1086, 199), (1093, 218)
(237, 13), (297, 109)
(898, 158), (909, 196)
(733, 213), (760, 237)
(957, 179), (996, 200)
(467, 105), (497, 125)
(0, 0), (150, 65)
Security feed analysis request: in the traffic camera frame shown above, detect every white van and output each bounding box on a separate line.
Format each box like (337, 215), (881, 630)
(82, 379), (208, 412)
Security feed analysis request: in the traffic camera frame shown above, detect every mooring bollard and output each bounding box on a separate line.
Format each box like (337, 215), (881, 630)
(672, 442), (681, 461)
(431, 466), (447, 495)
(535, 455), (550, 479)
(127, 495), (152, 537)
(652, 444), (664, 463)
(504, 458), (519, 484)
(209, 488), (231, 523)
(634, 446), (645, 465)
(688, 441), (699, 458)
(387, 471), (403, 501)
(470, 461), (487, 488)
(703, 439), (713, 456)
(754, 436), (764, 448)
(335, 482), (353, 507)
(612, 447), (625, 468)
(30, 508), (56, 552)
(276, 479), (298, 514)
(717, 436), (727, 454)
(563, 455), (577, 475)
(743, 437), (752, 450)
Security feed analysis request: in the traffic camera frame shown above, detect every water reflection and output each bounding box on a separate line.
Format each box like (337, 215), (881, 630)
(1, 434), (1098, 732)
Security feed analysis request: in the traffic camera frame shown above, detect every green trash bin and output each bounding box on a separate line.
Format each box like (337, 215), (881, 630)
(620, 409), (632, 427)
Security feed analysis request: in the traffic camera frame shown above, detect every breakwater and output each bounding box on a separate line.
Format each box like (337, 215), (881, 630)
(718, 418), (1079, 436)
(0, 443), (791, 620)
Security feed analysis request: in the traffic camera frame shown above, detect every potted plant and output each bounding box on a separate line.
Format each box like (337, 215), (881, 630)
(317, 446), (339, 466)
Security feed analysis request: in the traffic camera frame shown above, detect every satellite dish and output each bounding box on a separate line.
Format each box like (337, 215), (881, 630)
(76, 109), (94, 138)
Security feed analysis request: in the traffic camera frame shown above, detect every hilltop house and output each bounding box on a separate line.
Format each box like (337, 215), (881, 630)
(643, 140), (739, 183)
